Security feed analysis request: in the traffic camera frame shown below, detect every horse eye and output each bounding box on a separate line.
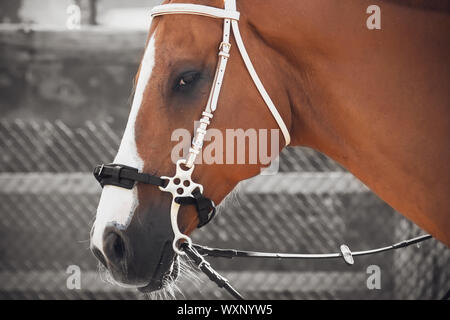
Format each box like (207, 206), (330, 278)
(174, 71), (200, 91)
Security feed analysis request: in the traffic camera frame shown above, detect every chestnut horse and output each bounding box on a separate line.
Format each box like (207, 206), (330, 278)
(90, 0), (449, 293)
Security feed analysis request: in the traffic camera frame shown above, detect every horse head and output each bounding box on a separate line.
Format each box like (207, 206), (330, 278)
(89, 0), (291, 293)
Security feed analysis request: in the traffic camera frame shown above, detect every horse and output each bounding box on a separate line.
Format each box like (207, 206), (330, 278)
(89, 0), (450, 294)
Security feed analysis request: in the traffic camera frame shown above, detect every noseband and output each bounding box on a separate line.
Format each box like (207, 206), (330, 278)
(94, 0), (432, 300)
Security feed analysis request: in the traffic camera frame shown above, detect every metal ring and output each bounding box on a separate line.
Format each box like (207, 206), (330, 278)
(173, 234), (192, 255)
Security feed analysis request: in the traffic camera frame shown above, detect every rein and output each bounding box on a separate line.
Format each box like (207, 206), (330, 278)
(182, 234), (432, 300)
(93, 0), (433, 300)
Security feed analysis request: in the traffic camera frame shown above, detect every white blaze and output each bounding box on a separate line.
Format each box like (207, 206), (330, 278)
(91, 34), (157, 254)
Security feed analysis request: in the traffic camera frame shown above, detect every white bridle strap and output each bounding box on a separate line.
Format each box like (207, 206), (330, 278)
(150, 0), (291, 149)
(231, 19), (291, 145)
(185, 14), (232, 166)
(150, 4), (240, 21)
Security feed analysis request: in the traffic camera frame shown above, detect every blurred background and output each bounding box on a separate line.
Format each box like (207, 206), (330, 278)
(0, 0), (448, 300)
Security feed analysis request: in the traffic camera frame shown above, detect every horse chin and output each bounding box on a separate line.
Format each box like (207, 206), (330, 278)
(138, 256), (179, 293)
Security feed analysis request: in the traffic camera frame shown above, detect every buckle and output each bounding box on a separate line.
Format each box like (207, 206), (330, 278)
(340, 244), (354, 265)
(93, 163), (138, 189)
(97, 164), (104, 177)
(219, 42), (231, 51)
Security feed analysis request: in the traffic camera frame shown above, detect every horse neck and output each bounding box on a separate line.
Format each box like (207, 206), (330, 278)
(240, 0), (450, 245)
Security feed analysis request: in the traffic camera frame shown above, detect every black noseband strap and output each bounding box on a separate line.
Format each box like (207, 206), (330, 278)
(93, 164), (216, 228)
(93, 164), (165, 189)
(175, 189), (216, 228)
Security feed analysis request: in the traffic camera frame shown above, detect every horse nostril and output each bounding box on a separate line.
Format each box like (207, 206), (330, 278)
(91, 245), (107, 268)
(103, 230), (127, 266)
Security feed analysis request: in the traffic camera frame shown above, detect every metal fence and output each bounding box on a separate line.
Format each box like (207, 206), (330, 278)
(0, 119), (448, 300)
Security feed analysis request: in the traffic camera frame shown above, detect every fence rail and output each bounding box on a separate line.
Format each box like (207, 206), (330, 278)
(0, 172), (368, 195)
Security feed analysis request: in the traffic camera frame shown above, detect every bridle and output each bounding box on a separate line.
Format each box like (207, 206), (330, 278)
(93, 0), (432, 300)
(95, 0), (291, 257)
